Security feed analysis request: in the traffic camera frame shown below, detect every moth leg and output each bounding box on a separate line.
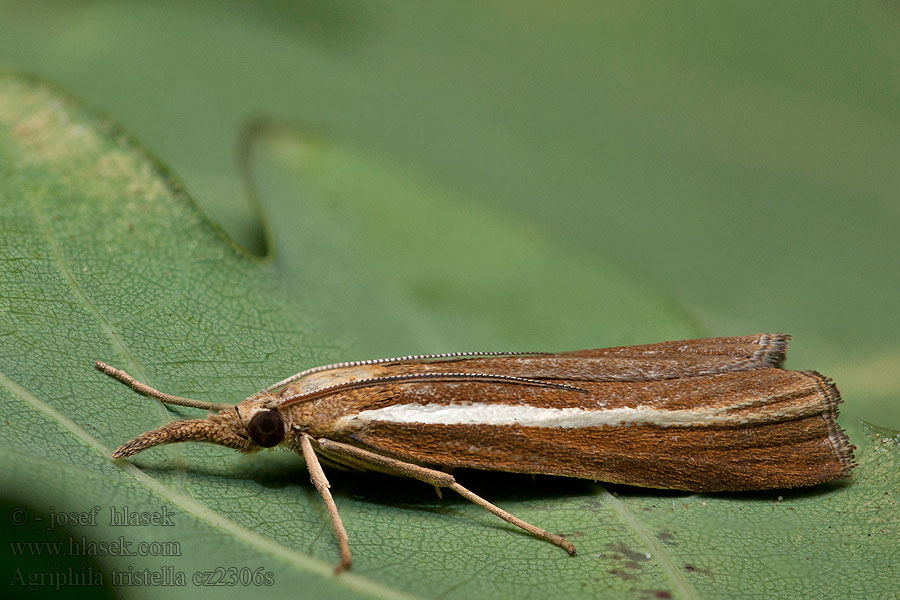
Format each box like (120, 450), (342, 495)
(315, 437), (576, 556)
(299, 433), (353, 573)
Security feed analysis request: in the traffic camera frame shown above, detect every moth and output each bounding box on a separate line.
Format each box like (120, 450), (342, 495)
(98, 334), (854, 572)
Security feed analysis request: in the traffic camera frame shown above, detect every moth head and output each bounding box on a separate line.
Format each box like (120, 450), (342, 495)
(235, 396), (289, 449)
(111, 394), (289, 459)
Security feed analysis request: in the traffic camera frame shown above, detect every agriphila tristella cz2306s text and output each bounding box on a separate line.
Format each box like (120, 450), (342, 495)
(98, 334), (855, 572)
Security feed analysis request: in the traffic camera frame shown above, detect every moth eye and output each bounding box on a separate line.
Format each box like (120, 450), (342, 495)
(247, 411), (285, 447)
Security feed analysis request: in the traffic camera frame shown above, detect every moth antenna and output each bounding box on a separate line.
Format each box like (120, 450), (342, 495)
(95, 361), (232, 411)
(265, 351), (550, 391)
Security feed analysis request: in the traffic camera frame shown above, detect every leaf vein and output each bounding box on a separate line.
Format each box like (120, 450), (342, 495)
(599, 485), (698, 600)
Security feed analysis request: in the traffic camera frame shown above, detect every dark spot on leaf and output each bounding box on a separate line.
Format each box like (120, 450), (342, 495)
(657, 531), (677, 546)
(608, 568), (637, 581)
(559, 530), (584, 538)
(632, 591), (673, 600)
(607, 542), (650, 562)
(602, 542), (651, 581)
(684, 563), (713, 577)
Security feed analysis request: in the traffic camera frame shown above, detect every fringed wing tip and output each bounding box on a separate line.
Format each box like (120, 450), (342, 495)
(813, 371), (856, 477)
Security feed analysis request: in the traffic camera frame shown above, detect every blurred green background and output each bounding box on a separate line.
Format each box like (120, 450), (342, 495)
(0, 2), (897, 422)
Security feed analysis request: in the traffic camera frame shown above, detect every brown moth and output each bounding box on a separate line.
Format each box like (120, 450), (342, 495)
(98, 333), (854, 572)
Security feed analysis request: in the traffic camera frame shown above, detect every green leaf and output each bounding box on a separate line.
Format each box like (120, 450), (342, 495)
(2, 73), (898, 600)
(242, 121), (698, 355)
(1, 1), (897, 430)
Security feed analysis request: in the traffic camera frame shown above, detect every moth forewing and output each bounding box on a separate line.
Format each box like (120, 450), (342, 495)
(325, 369), (852, 491)
(99, 333), (855, 573)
